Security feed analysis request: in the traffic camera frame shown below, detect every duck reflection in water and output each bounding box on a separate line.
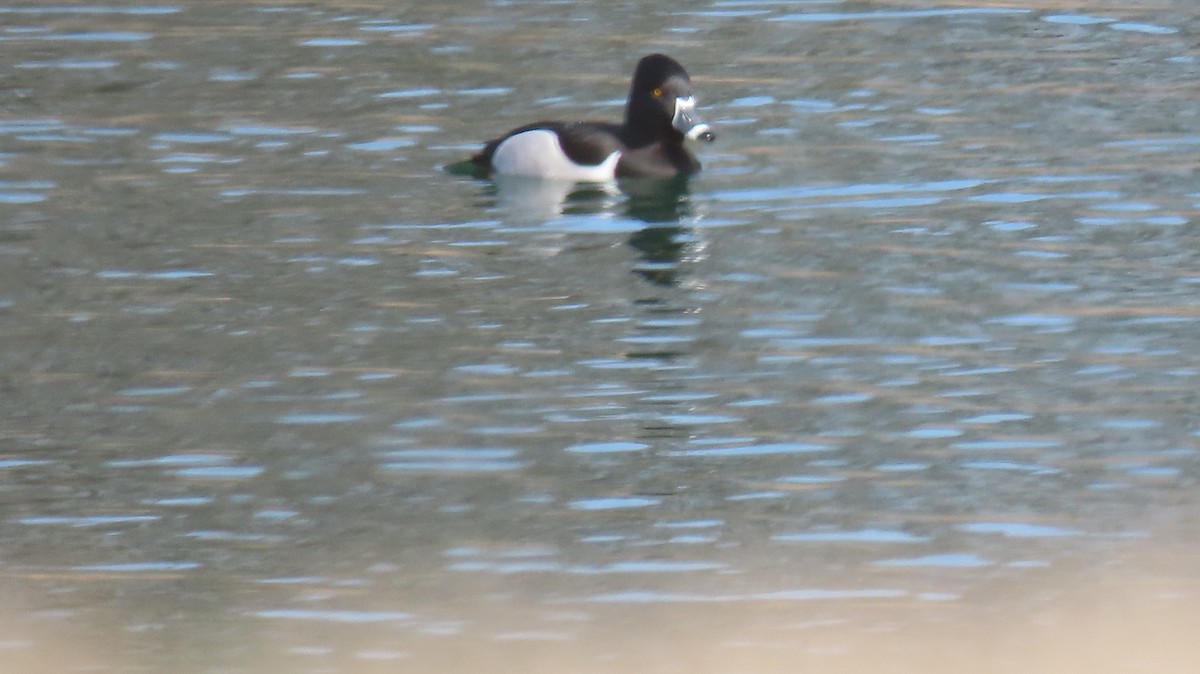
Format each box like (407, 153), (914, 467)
(623, 176), (697, 287)
(484, 174), (623, 222)
(478, 175), (698, 287)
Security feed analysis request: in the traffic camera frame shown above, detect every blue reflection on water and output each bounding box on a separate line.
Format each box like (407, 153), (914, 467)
(569, 497), (661, 511)
(876, 553), (992, 568)
(957, 522), (1082, 538)
(256, 609), (413, 623)
(669, 442), (834, 457)
(773, 529), (928, 544)
(566, 441), (649, 454)
(74, 561), (201, 572)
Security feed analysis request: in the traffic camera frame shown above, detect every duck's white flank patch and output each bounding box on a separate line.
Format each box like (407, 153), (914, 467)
(491, 129), (620, 181)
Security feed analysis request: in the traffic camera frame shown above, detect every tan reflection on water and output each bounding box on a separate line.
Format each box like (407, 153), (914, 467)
(2, 547), (1197, 673)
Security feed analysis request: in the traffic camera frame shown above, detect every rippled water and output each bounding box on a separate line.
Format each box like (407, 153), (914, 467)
(2, 1), (1199, 672)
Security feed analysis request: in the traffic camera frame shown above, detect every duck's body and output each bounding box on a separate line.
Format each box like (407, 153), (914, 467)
(471, 54), (714, 180)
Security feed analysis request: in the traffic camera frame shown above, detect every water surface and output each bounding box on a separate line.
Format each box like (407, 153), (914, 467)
(2, 1), (1198, 672)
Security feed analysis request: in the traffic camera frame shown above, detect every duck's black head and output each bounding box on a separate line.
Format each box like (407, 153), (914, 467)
(623, 54), (715, 147)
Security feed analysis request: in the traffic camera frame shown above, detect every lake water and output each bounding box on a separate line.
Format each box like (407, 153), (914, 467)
(2, 1), (1199, 672)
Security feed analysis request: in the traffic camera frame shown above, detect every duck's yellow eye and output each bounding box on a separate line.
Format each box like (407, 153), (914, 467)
(652, 87), (663, 98)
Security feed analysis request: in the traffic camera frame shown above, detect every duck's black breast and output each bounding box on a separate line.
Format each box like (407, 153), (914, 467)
(615, 140), (702, 179)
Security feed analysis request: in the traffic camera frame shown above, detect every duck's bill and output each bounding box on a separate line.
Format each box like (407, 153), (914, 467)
(686, 123), (715, 142)
(673, 96), (716, 143)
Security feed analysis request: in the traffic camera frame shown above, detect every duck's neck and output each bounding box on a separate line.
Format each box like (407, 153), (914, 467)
(622, 121), (683, 149)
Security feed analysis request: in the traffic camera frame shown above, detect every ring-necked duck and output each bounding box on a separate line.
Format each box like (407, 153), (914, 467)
(471, 54), (715, 180)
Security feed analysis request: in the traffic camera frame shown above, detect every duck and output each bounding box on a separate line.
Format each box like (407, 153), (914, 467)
(470, 54), (715, 180)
